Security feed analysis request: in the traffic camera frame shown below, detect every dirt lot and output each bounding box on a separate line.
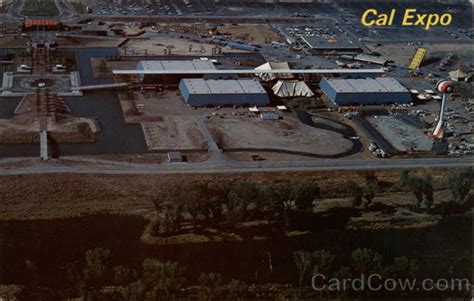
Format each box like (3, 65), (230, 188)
(142, 116), (206, 150)
(56, 35), (126, 48)
(217, 23), (283, 44)
(0, 94), (100, 144)
(120, 35), (244, 56)
(0, 35), (30, 47)
(118, 91), (206, 150)
(206, 116), (353, 156)
(0, 168), (460, 220)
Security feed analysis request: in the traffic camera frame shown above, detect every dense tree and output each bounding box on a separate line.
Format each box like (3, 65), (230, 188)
(363, 174), (378, 208)
(294, 250), (315, 293)
(197, 272), (224, 301)
(114, 265), (134, 286)
(346, 175), (378, 209)
(400, 170), (410, 187)
(122, 280), (146, 301)
(384, 256), (418, 279)
(351, 248), (383, 275)
(290, 180), (320, 212)
(294, 249), (334, 294)
(446, 167), (473, 204)
(71, 248), (113, 301)
(224, 279), (249, 300)
(312, 250), (335, 276)
(141, 259), (186, 300)
(401, 172), (436, 210)
(161, 202), (184, 233)
(422, 175), (434, 208)
(225, 180), (258, 222)
(84, 248), (111, 285)
(194, 181), (230, 222)
(346, 180), (363, 207)
(260, 183), (291, 224)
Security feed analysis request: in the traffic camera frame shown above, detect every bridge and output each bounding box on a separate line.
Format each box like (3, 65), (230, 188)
(72, 83), (130, 91)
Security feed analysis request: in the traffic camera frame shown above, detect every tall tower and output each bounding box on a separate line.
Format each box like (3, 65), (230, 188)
(432, 80), (454, 140)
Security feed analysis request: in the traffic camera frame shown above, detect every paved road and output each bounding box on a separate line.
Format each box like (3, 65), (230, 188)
(195, 118), (225, 162)
(0, 156), (471, 175)
(54, 0), (74, 19)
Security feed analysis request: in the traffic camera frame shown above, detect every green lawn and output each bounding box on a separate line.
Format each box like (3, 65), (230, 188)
(21, 0), (59, 17)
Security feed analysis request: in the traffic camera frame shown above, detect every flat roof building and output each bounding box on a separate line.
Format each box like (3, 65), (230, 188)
(320, 77), (412, 106)
(137, 60), (216, 84)
(179, 78), (269, 106)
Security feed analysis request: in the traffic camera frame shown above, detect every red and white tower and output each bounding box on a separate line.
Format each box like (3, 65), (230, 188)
(432, 80), (454, 140)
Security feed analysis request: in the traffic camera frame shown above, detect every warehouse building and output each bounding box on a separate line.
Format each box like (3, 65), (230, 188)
(179, 78), (269, 106)
(320, 77), (412, 106)
(136, 60), (217, 84)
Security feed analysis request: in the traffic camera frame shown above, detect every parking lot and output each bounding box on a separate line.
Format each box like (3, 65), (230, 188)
(83, 0), (338, 17)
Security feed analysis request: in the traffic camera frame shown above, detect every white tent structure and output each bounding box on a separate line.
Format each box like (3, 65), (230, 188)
(272, 80), (315, 98)
(255, 62), (294, 82)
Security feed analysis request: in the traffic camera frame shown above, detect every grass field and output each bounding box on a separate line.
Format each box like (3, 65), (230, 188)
(21, 0), (59, 17)
(0, 167), (464, 220)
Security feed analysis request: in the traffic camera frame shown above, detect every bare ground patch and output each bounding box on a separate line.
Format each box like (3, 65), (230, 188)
(142, 116), (206, 150)
(206, 116), (353, 156)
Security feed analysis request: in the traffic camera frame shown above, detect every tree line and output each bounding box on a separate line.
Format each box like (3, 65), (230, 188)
(150, 179), (321, 234)
(347, 168), (472, 211)
(66, 247), (260, 301)
(293, 248), (419, 298)
(149, 168), (472, 235)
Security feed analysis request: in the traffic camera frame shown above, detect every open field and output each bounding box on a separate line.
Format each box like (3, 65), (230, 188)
(0, 168), (465, 220)
(206, 116), (353, 156)
(142, 116), (206, 150)
(120, 35), (244, 56)
(217, 23), (283, 44)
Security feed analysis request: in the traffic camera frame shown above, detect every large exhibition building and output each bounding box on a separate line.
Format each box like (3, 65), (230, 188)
(179, 78), (269, 106)
(320, 77), (412, 106)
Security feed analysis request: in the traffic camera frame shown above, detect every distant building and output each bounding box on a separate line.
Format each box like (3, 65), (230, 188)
(260, 112), (280, 120)
(449, 69), (471, 82)
(136, 60), (217, 84)
(320, 77), (412, 106)
(353, 53), (389, 66)
(167, 152), (183, 163)
(179, 78), (269, 106)
(80, 22), (109, 36)
(23, 19), (61, 31)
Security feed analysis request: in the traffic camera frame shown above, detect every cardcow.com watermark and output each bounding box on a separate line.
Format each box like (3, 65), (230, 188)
(312, 274), (472, 293)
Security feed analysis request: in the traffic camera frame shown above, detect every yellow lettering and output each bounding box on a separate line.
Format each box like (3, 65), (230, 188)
(388, 9), (396, 25)
(375, 14), (388, 26)
(425, 14), (440, 30)
(402, 8), (417, 26)
(361, 9), (377, 26)
(439, 13), (452, 26)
